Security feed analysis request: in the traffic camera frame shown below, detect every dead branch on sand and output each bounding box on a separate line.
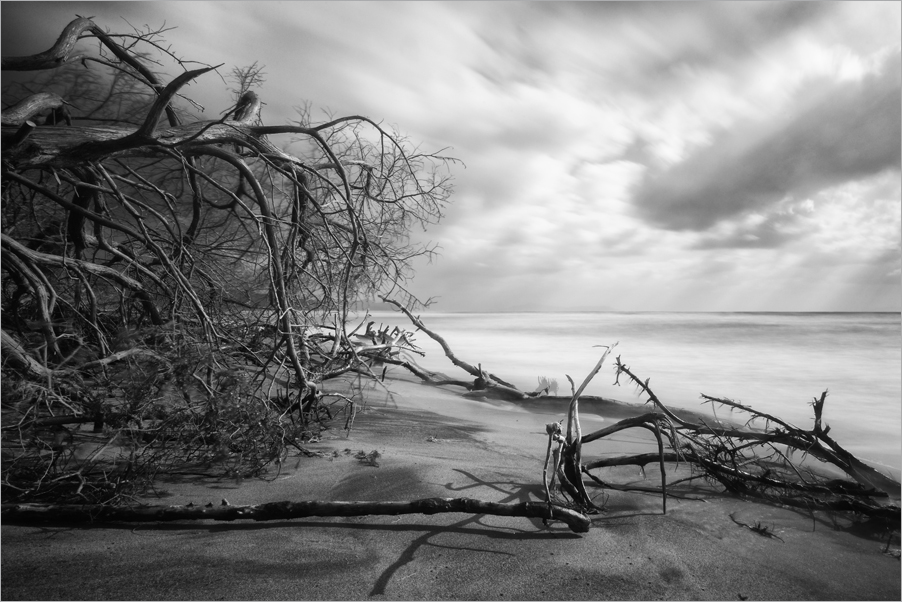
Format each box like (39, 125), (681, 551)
(534, 346), (677, 516)
(1, 497), (591, 533)
(379, 297), (549, 401)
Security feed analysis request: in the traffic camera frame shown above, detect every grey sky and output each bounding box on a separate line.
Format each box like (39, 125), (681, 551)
(3, 1), (900, 311)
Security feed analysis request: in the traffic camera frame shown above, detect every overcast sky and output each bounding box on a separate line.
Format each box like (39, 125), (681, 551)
(3, 1), (900, 312)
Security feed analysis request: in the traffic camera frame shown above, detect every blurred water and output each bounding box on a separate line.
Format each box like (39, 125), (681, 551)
(366, 311), (901, 478)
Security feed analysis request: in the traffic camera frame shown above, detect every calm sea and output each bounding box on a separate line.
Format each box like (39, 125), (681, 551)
(366, 311), (901, 479)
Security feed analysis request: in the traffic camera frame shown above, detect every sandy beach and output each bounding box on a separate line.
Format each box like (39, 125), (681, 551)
(2, 374), (899, 601)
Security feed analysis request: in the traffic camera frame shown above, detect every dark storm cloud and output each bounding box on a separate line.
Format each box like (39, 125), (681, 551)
(632, 52), (902, 231)
(691, 210), (809, 250)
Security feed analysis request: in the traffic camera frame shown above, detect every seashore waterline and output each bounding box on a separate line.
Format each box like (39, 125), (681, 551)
(363, 310), (901, 481)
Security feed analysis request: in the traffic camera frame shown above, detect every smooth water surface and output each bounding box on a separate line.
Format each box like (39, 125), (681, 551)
(366, 311), (901, 478)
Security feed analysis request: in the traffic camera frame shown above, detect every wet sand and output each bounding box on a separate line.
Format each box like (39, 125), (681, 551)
(2, 375), (899, 600)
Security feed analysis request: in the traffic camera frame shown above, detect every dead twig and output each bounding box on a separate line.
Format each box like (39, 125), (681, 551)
(729, 513), (785, 543)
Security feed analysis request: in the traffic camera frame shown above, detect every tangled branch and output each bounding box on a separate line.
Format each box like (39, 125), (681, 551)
(1, 17), (455, 505)
(571, 356), (900, 520)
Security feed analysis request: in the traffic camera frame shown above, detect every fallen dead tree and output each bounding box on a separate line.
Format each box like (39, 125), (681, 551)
(570, 356), (900, 521)
(1, 15), (456, 505)
(0, 497), (591, 533)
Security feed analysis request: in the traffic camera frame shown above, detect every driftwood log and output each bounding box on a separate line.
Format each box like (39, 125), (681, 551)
(1, 498), (591, 533)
